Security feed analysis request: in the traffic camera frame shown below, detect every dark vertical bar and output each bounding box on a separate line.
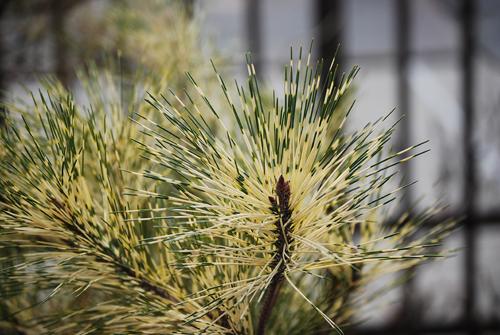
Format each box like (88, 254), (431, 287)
(317, 0), (343, 80)
(396, 0), (411, 197)
(396, 0), (416, 333)
(246, 0), (262, 73)
(462, 0), (476, 333)
(51, 0), (69, 87)
(184, 0), (195, 18)
(0, 0), (11, 127)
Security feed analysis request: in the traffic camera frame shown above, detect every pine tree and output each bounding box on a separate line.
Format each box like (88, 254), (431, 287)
(0, 46), (454, 334)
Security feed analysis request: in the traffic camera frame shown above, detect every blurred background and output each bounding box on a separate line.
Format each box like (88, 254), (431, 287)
(1, 0), (499, 334)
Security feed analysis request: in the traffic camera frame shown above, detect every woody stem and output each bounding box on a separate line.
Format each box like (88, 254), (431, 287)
(257, 175), (293, 335)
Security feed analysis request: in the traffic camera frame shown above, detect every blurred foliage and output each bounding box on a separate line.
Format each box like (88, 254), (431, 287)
(2, 0), (210, 86)
(0, 1), (221, 334)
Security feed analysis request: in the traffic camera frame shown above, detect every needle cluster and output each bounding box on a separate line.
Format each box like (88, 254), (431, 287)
(0, 45), (455, 334)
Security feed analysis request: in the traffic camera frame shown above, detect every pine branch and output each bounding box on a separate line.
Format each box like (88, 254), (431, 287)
(258, 175), (293, 335)
(48, 195), (179, 304)
(0, 43), (457, 334)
